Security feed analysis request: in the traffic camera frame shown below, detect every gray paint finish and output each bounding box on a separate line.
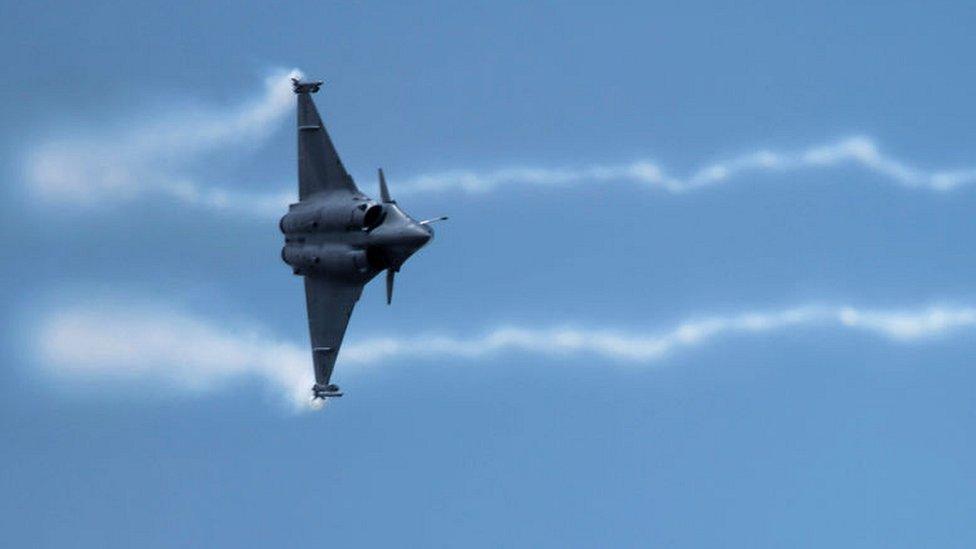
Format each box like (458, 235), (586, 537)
(280, 78), (443, 402)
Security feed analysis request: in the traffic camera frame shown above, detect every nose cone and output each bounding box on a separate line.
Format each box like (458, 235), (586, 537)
(369, 219), (433, 271)
(406, 223), (433, 246)
(390, 223), (431, 264)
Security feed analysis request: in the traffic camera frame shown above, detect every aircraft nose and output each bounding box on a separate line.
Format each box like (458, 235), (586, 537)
(406, 223), (432, 247)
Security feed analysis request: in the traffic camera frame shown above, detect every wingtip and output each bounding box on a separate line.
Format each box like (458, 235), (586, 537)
(292, 78), (323, 94)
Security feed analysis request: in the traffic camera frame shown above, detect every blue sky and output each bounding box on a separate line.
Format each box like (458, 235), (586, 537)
(3, 1), (976, 547)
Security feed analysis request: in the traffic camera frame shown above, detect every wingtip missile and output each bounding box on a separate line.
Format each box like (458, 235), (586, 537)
(291, 78), (323, 94)
(312, 383), (343, 399)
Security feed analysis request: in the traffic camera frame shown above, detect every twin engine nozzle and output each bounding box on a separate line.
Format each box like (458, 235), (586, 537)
(279, 200), (385, 234)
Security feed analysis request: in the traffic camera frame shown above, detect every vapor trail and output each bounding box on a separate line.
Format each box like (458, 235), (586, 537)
(24, 68), (302, 218)
(36, 302), (976, 410)
(23, 69), (976, 218)
(397, 136), (976, 195)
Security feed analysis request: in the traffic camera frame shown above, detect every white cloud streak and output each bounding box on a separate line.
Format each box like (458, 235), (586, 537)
(24, 68), (302, 218)
(23, 69), (976, 219)
(36, 303), (976, 410)
(398, 136), (976, 195)
(38, 306), (313, 408)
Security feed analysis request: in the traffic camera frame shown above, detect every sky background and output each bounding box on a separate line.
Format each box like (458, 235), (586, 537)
(3, 1), (976, 547)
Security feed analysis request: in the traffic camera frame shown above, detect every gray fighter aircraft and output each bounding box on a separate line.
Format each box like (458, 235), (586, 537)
(280, 78), (446, 404)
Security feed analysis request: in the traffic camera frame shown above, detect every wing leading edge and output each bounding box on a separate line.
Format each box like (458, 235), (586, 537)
(295, 83), (360, 199)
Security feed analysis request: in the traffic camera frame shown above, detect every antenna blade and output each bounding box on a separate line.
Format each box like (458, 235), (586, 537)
(378, 168), (393, 203)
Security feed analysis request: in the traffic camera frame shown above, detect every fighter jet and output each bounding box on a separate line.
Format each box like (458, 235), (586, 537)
(280, 78), (446, 405)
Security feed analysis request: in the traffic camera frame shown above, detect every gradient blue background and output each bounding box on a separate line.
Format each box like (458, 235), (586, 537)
(2, 1), (976, 547)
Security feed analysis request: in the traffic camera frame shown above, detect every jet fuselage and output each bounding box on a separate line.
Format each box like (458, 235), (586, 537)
(280, 192), (433, 283)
